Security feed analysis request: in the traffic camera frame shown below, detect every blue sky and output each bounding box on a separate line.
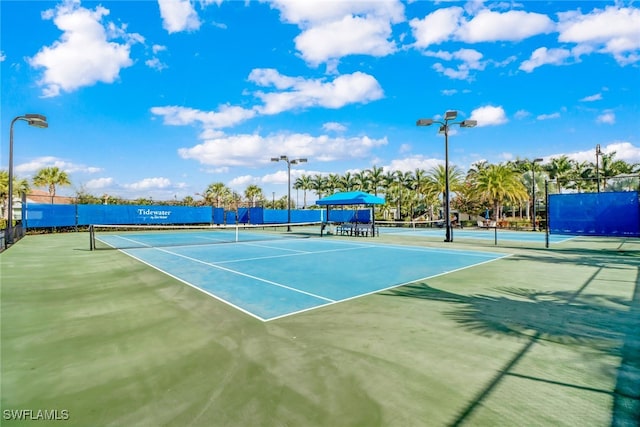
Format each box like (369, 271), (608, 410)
(2, 0), (639, 203)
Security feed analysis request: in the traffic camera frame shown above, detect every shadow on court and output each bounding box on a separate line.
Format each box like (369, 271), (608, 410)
(383, 263), (640, 426)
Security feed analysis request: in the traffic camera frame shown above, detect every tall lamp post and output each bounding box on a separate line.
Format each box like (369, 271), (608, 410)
(595, 144), (603, 193)
(271, 155), (307, 231)
(531, 157), (543, 231)
(416, 111), (476, 242)
(7, 114), (48, 245)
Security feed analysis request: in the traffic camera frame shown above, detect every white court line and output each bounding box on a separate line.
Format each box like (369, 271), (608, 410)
(266, 253), (512, 322)
(214, 244), (377, 265)
(151, 246), (336, 303)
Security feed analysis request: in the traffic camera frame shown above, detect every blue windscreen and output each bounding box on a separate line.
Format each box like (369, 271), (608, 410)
(77, 205), (213, 225)
(25, 204), (77, 227)
(549, 191), (639, 237)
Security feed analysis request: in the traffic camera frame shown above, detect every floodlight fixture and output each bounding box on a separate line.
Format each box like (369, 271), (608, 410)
(271, 155), (310, 231)
(7, 113), (48, 246)
(416, 118), (434, 127)
(415, 109), (476, 242)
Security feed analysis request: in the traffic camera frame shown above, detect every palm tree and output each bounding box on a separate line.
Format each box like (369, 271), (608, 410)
(294, 174), (312, 208)
(325, 173), (342, 195)
(544, 156), (573, 193)
(204, 182), (231, 208)
(426, 164), (465, 219)
(366, 165), (385, 196)
(310, 174), (327, 200)
(340, 172), (356, 192)
(32, 166), (71, 203)
(244, 184), (263, 207)
(473, 164), (528, 220)
(567, 161), (594, 193)
(353, 170), (369, 192)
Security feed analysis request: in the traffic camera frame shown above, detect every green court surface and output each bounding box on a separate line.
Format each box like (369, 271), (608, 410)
(1, 232), (639, 426)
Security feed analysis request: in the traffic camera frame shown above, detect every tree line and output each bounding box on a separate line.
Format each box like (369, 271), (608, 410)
(1, 152), (638, 221)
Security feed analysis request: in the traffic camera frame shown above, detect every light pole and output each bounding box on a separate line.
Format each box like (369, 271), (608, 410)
(531, 157), (543, 231)
(7, 114), (48, 245)
(595, 144), (603, 193)
(271, 155), (307, 231)
(416, 111), (476, 242)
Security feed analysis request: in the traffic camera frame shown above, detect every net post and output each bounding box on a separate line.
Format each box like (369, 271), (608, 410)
(235, 223), (239, 242)
(545, 180), (549, 248)
(89, 224), (95, 251)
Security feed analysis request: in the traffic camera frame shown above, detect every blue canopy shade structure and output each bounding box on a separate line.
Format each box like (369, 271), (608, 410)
(316, 191), (385, 206)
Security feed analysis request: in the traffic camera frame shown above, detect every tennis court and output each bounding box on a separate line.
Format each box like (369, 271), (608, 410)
(96, 230), (507, 321)
(2, 232), (638, 426)
(379, 225), (574, 244)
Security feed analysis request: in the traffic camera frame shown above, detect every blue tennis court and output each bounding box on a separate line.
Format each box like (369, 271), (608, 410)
(379, 227), (574, 243)
(99, 236), (508, 321)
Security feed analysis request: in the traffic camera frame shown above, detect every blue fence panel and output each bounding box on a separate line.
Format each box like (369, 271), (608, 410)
(237, 208), (249, 224)
(248, 207), (263, 224)
(263, 209), (288, 223)
(225, 211), (237, 224)
(78, 205), (213, 225)
(291, 209), (321, 223)
(25, 204), (77, 228)
(213, 208), (224, 224)
(549, 191), (640, 237)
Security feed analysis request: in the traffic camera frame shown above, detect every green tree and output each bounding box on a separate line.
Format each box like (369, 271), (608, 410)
(33, 166), (71, 203)
(244, 184), (263, 207)
(310, 174), (327, 200)
(544, 156), (573, 193)
(426, 164), (465, 219)
(366, 165), (385, 196)
(204, 182), (231, 208)
(294, 174), (312, 208)
(473, 164), (528, 220)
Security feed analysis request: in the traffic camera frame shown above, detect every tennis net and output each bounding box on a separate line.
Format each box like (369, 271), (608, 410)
(89, 222), (323, 250)
(375, 220), (443, 232)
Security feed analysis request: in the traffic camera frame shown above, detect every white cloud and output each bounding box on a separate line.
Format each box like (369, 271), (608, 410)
(294, 15), (397, 65)
(152, 44), (167, 54)
(124, 177), (172, 190)
(15, 156), (102, 174)
(519, 47), (572, 72)
(469, 106), (508, 126)
(410, 7), (464, 48)
(85, 177), (113, 190)
(410, 7), (553, 48)
(387, 155), (441, 172)
(157, 0), (201, 33)
(266, 0), (404, 25)
(427, 48), (485, 80)
(557, 6), (640, 65)
(555, 142), (640, 164)
(537, 112), (561, 120)
(178, 132), (388, 167)
(580, 93), (602, 102)
(249, 69), (384, 115)
(0, 51), (5, 62)
(145, 58), (168, 71)
(596, 111), (615, 124)
(151, 104), (256, 129)
(266, 0), (404, 65)
(457, 9), (554, 43)
(322, 122), (347, 132)
(28, 1), (141, 97)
